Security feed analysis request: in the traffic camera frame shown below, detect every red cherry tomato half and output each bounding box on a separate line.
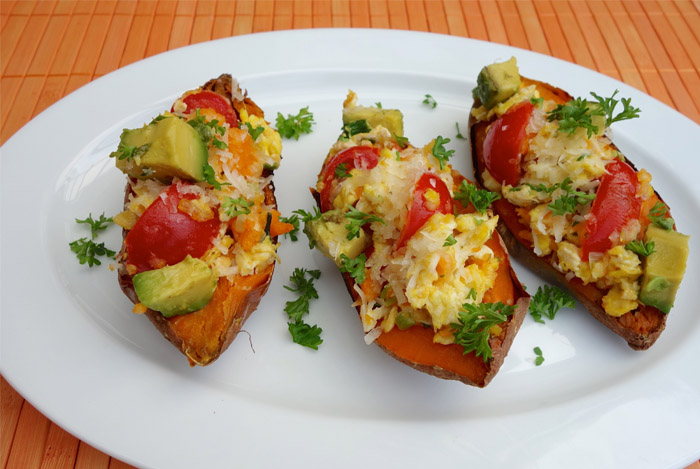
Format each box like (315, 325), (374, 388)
(177, 90), (238, 127)
(319, 146), (380, 212)
(483, 101), (535, 187)
(125, 184), (220, 273)
(581, 159), (640, 261)
(396, 173), (453, 249)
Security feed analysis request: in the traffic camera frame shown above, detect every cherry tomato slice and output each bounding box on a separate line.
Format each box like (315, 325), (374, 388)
(483, 101), (535, 187)
(319, 146), (380, 212)
(396, 173), (453, 249)
(125, 184), (220, 273)
(177, 90), (238, 127)
(581, 159), (640, 260)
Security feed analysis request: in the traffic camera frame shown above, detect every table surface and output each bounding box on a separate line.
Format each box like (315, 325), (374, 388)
(1, 1), (699, 468)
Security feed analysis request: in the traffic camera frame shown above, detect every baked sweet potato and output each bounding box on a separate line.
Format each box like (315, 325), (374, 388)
(114, 74), (291, 366)
(305, 92), (529, 387)
(469, 59), (689, 350)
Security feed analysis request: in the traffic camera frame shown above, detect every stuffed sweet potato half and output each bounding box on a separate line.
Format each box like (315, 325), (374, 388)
(112, 74), (292, 366)
(469, 58), (689, 350)
(304, 92), (529, 387)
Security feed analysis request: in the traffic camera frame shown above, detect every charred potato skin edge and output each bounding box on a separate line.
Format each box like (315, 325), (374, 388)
(469, 77), (666, 351)
(116, 74), (280, 366)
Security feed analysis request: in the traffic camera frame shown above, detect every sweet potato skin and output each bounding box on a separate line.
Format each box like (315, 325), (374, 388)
(117, 74), (280, 366)
(469, 77), (667, 350)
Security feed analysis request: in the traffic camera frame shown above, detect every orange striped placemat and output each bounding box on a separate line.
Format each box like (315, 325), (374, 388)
(1, 1), (699, 468)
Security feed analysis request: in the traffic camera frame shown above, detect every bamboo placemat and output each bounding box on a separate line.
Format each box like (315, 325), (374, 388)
(1, 1), (699, 468)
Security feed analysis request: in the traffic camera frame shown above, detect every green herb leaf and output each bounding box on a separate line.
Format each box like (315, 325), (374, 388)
(455, 122), (466, 140)
(648, 202), (674, 230)
(246, 124), (264, 141)
(443, 234), (457, 247)
(375, 102), (383, 108)
(454, 180), (501, 213)
(534, 346), (544, 366)
(284, 268), (323, 349)
(529, 284), (576, 324)
(451, 302), (515, 362)
(547, 178), (595, 216)
(342, 119), (372, 138)
(75, 212), (113, 239)
(69, 238), (116, 267)
(590, 90), (641, 127)
(423, 94), (437, 109)
(222, 196), (253, 217)
(202, 164), (225, 190)
(547, 97), (604, 138)
(276, 106), (315, 140)
(530, 96), (544, 107)
(625, 239), (656, 257)
(431, 135), (454, 170)
(339, 253), (367, 285)
(110, 142), (151, 161)
(288, 321), (323, 350)
(212, 138), (228, 149)
(344, 206), (385, 240)
(335, 162), (352, 180)
(279, 214), (301, 241)
(394, 133), (409, 149)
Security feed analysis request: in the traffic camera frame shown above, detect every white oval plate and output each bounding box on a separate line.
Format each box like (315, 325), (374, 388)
(2, 29), (699, 469)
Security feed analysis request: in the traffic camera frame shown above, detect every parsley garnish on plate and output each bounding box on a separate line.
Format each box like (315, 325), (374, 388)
(529, 284), (576, 324)
(284, 268), (323, 349)
(276, 106), (315, 140)
(70, 212), (116, 267)
(75, 213), (113, 239)
(533, 346), (545, 366)
(423, 94), (437, 109)
(69, 238), (116, 267)
(451, 302), (515, 362)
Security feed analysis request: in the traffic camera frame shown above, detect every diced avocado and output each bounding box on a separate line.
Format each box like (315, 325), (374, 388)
(304, 209), (370, 264)
(342, 106), (404, 137)
(472, 57), (521, 109)
(395, 311), (416, 330)
(113, 116), (208, 182)
(638, 225), (689, 313)
(133, 255), (217, 318)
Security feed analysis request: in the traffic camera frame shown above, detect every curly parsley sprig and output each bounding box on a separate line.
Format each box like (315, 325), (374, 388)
(284, 268), (323, 349)
(454, 180), (501, 213)
(276, 106), (315, 140)
(344, 207), (385, 240)
(451, 302), (515, 362)
(70, 213), (116, 267)
(529, 284), (576, 324)
(431, 136), (454, 170)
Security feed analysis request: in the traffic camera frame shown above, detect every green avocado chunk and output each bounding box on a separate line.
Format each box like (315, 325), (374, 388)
(133, 255), (217, 318)
(304, 209), (370, 265)
(472, 57), (521, 109)
(342, 106), (404, 137)
(638, 224), (689, 314)
(113, 116), (208, 182)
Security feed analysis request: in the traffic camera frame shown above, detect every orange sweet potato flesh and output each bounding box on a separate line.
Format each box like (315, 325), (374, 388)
(117, 74), (280, 366)
(317, 171), (529, 387)
(469, 77), (667, 350)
